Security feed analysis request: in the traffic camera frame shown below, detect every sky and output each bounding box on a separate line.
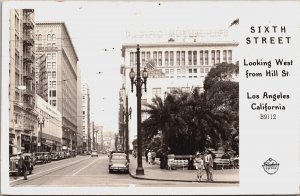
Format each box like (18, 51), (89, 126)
(7, 1), (240, 133)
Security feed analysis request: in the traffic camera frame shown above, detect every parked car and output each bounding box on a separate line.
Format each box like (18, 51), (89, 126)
(108, 152), (129, 174)
(70, 150), (77, 157)
(35, 152), (45, 164)
(42, 152), (52, 163)
(91, 150), (98, 157)
(9, 153), (34, 175)
(59, 151), (66, 159)
(51, 151), (60, 161)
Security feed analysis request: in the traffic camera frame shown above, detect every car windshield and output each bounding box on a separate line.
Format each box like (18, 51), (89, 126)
(112, 155), (126, 160)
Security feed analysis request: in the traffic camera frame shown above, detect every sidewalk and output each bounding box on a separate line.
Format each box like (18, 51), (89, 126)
(128, 155), (239, 184)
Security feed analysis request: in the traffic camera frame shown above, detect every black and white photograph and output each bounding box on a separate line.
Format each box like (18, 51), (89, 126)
(1, 1), (299, 195)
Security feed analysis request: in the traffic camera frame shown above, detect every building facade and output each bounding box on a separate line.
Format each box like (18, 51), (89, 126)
(9, 9), (38, 154)
(81, 83), (91, 152)
(36, 95), (62, 152)
(35, 22), (79, 151)
(76, 65), (83, 154)
(121, 40), (238, 148)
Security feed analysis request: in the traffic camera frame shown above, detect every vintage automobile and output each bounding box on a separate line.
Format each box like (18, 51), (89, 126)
(91, 150), (98, 157)
(51, 151), (61, 160)
(35, 152), (45, 164)
(42, 152), (52, 163)
(108, 152), (129, 174)
(9, 153), (34, 175)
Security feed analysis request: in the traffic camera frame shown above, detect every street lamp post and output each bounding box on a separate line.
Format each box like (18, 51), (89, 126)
(129, 44), (148, 175)
(37, 117), (45, 152)
(123, 95), (132, 162)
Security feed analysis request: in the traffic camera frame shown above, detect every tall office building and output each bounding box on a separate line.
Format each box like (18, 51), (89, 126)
(81, 83), (91, 152)
(121, 36), (238, 148)
(76, 65), (83, 154)
(9, 9), (38, 154)
(35, 22), (79, 151)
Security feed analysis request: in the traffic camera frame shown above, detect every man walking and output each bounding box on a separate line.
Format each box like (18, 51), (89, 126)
(17, 152), (27, 180)
(145, 149), (149, 163)
(204, 150), (213, 181)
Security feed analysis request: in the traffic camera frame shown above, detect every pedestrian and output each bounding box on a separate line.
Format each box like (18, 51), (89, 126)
(17, 152), (27, 180)
(194, 152), (204, 182)
(145, 149), (149, 163)
(204, 150), (214, 181)
(147, 150), (152, 164)
(151, 151), (156, 164)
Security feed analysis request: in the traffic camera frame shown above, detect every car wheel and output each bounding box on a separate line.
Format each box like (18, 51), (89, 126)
(29, 170), (32, 174)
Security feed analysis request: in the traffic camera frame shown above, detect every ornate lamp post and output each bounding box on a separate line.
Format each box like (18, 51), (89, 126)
(123, 95), (132, 162)
(37, 117), (45, 152)
(129, 44), (148, 175)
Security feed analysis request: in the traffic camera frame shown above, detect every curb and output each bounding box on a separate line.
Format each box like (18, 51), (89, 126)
(128, 169), (239, 184)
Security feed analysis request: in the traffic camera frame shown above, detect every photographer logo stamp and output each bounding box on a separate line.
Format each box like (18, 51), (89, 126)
(262, 158), (280, 174)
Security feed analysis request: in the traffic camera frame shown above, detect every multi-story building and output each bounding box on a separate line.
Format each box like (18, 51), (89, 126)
(9, 9), (38, 154)
(36, 95), (62, 152)
(121, 38), (238, 148)
(76, 65), (83, 154)
(35, 54), (48, 101)
(81, 83), (90, 152)
(35, 22), (79, 151)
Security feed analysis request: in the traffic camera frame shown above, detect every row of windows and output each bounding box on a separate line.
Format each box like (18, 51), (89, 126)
(151, 87), (203, 97)
(130, 50), (232, 66)
(36, 34), (56, 41)
(47, 53), (57, 60)
(162, 67), (210, 74)
(48, 81), (57, 88)
(47, 71), (56, 79)
(47, 62), (57, 70)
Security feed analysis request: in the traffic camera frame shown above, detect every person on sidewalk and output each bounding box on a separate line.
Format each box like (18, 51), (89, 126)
(204, 150), (214, 181)
(145, 149), (149, 163)
(147, 150), (152, 164)
(151, 151), (156, 164)
(194, 152), (204, 182)
(17, 152), (27, 180)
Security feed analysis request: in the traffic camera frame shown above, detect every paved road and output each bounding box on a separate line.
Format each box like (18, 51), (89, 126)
(10, 155), (236, 187)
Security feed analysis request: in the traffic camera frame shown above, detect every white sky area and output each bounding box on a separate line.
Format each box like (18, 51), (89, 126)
(7, 1), (240, 133)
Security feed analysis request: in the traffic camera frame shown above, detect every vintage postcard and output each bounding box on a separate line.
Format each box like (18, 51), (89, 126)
(1, 1), (299, 195)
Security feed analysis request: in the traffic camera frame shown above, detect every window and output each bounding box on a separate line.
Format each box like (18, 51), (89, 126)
(223, 50), (227, 63)
(47, 54), (51, 60)
(228, 50), (232, 63)
(52, 100), (56, 106)
(189, 69), (193, 74)
(83, 111), (85, 114)
(52, 81), (56, 88)
(181, 87), (190, 92)
(52, 43), (56, 47)
(216, 50), (220, 64)
(193, 68), (197, 73)
(48, 71), (51, 78)
(205, 68), (209, 73)
(47, 43), (51, 48)
(52, 71), (56, 79)
(142, 52), (145, 65)
(177, 76), (181, 78)
(182, 69), (186, 74)
(200, 68), (204, 73)
(181, 51), (185, 66)
(188, 51), (192, 65)
(200, 51), (204, 65)
(47, 34), (51, 41)
(146, 51), (150, 60)
(165, 51), (169, 66)
(193, 51), (197, 65)
(153, 51), (157, 65)
(177, 69), (181, 74)
(152, 88), (161, 97)
(47, 62), (52, 69)
(170, 51), (174, 66)
(50, 90), (56, 97)
(38, 34), (42, 41)
(211, 50), (215, 65)
(52, 62), (56, 69)
(52, 34), (56, 41)
(158, 51), (162, 66)
(170, 69), (174, 74)
(205, 50), (209, 65)
(52, 53), (56, 60)
(165, 69), (169, 74)
(176, 51), (180, 65)
(130, 52), (134, 66)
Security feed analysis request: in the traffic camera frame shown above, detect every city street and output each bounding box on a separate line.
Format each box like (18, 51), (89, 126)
(9, 154), (236, 187)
